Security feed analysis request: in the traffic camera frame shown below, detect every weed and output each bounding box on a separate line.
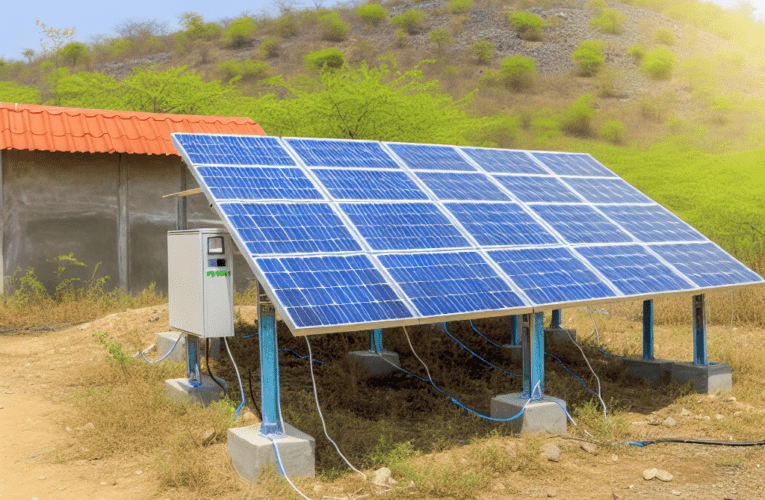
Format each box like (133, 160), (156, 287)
(572, 40), (605, 76)
(508, 12), (546, 41)
(627, 44), (645, 61)
(595, 68), (624, 97)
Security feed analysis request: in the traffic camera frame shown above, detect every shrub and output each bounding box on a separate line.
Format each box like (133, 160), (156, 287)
(320, 13), (350, 42)
(641, 47), (675, 79)
(509, 12), (546, 41)
(258, 38), (279, 59)
(223, 17), (257, 48)
(595, 68), (623, 97)
(587, 0), (608, 12)
(180, 13), (222, 39)
(304, 48), (345, 71)
(428, 28), (453, 55)
(394, 29), (408, 48)
(654, 27), (675, 46)
(356, 4), (388, 26)
(449, 0), (474, 14)
(276, 13), (299, 38)
(470, 41), (495, 64)
(218, 59), (271, 81)
(571, 40), (605, 76)
(559, 94), (595, 136)
(500, 55), (536, 90)
(600, 119), (626, 144)
(392, 10), (426, 34)
(590, 8), (625, 34)
(627, 44), (645, 60)
(61, 42), (89, 65)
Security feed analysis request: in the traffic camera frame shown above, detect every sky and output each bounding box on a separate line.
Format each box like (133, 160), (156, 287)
(0, 0), (762, 61)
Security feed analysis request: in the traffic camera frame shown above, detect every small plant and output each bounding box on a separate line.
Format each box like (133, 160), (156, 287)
(587, 0), (608, 12)
(356, 4), (388, 26)
(571, 40), (605, 76)
(654, 27), (676, 46)
(222, 17), (257, 48)
(93, 331), (130, 364)
(218, 60), (271, 81)
(258, 38), (279, 59)
(320, 12), (350, 42)
(508, 12), (547, 41)
(595, 68), (623, 97)
(470, 41), (495, 64)
(449, 0), (474, 14)
(559, 94), (596, 136)
(590, 8), (625, 34)
(641, 47), (676, 79)
(395, 29), (408, 48)
(392, 10), (427, 34)
(60, 42), (89, 65)
(304, 48), (345, 71)
(428, 28), (453, 56)
(627, 44), (645, 61)
(500, 55), (536, 90)
(600, 119), (626, 144)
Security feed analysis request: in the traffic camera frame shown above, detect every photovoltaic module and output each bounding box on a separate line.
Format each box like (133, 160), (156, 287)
(171, 134), (764, 335)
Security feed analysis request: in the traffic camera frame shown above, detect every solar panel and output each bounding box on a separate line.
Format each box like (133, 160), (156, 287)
(171, 133), (764, 335)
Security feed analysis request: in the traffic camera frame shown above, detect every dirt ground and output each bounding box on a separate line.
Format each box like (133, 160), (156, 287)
(2, 304), (765, 499)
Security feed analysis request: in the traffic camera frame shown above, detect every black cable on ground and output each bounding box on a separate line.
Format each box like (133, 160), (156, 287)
(206, 338), (227, 393)
(247, 368), (262, 421)
(623, 437), (765, 447)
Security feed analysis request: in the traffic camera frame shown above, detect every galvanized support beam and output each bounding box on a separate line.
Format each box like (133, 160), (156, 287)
(551, 309), (562, 329)
(693, 294), (708, 366)
(509, 315), (520, 346)
(186, 333), (201, 386)
(642, 299), (654, 360)
(258, 283), (283, 437)
(117, 153), (130, 292)
(522, 312), (545, 400)
(176, 163), (188, 230)
(369, 328), (383, 354)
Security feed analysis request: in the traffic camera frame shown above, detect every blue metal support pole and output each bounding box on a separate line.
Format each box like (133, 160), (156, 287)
(186, 333), (201, 386)
(551, 309), (562, 329)
(257, 283), (283, 437)
(369, 328), (383, 354)
(642, 299), (654, 360)
(510, 315), (520, 346)
(693, 294), (708, 366)
(522, 312), (545, 400)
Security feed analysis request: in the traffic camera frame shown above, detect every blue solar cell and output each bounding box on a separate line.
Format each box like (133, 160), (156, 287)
(221, 203), (361, 255)
(651, 243), (764, 287)
(532, 152), (616, 177)
(531, 205), (633, 244)
(340, 203), (469, 251)
(387, 143), (475, 171)
(416, 172), (509, 201)
(256, 255), (412, 328)
(198, 166), (323, 200)
(565, 178), (653, 204)
(599, 205), (706, 243)
(576, 244), (694, 295)
(173, 134), (296, 166)
(460, 148), (547, 174)
(378, 252), (525, 316)
(445, 202), (559, 246)
(488, 247), (616, 305)
(494, 175), (581, 203)
(285, 138), (399, 169)
(313, 169), (428, 200)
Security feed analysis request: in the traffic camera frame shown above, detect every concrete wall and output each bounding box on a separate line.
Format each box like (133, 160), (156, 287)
(0, 148), (254, 296)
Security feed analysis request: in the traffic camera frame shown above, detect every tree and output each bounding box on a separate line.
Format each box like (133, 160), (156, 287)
(36, 20), (76, 105)
(0, 81), (42, 104)
(22, 49), (35, 64)
(428, 28), (453, 57)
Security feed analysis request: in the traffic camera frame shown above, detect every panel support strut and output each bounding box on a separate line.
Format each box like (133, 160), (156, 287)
(258, 283), (284, 437)
(369, 328), (383, 354)
(509, 315), (520, 346)
(642, 299), (654, 360)
(693, 294), (708, 366)
(522, 312), (544, 400)
(551, 309), (562, 329)
(186, 333), (201, 386)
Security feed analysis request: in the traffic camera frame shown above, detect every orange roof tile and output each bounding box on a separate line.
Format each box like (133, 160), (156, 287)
(0, 102), (266, 156)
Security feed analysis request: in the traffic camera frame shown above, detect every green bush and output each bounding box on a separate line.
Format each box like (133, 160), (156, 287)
(449, 0), (474, 14)
(392, 10), (426, 35)
(571, 40), (605, 76)
(470, 41), (495, 64)
(500, 55), (536, 90)
(61, 42), (89, 65)
(428, 28), (453, 55)
(304, 48), (345, 72)
(627, 44), (645, 60)
(641, 47), (676, 79)
(180, 13), (222, 39)
(509, 12), (547, 41)
(258, 38), (278, 59)
(276, 14), (299, 38)
(654, 27), (675, 46)
(223, 17), (257, 48)
(356, 4), (388, 26)
(587, 0), (608, 12)
(590, 8), (625, 34)
(600, 119), (626, 144)
(218, 59), (271, 81)
(320, 12), (350, 42)
(559, 94), (596, 136)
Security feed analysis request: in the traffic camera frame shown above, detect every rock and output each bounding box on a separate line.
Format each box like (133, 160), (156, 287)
(511, 465), (519, 472)
(680, 408), (691, 417)
(242, 411), (257, 422)
(0, 404), (3, 409)
(542, 443), (560, 462)
(135, 470), (142, 475)
(643, 468), (658, 480)
(663, 416), (677, 427)
(80, 323), (91, 330)
(727, 396), (737, 402)
(5, 390), (13, 394)
(388, 477), (398, 485)
(656, 470), (673, 482)
(39, 476), (45, 480)
(612, 454), (619, 462)
(581, 442), (598, 455)
(373, 467), (392, 485)
(715, 414), (724, 420)
(100, 482), (108, 486)
(703, 416), (711, 421)
(83, 422), (96, 432)
(672, 490), (681, 496)
(548, 488), (558, 497)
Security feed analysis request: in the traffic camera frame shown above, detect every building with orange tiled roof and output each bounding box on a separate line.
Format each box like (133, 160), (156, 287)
(0, 103), (266, 294)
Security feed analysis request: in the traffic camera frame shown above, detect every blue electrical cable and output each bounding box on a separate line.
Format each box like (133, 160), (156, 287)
(279, 348), (325, 365)
(223, 337), (246, 419)
(544, 352), (598, 398)
(443, 322), (521, 378)
(469, 319), (502, 348)
(240, 333), (258, 339)
(136, 334), (183, 364)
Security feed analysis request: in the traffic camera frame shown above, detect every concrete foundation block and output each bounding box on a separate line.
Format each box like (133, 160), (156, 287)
(165, 374), (226, 406)
(545, 327), (577, 347)
(501, 345), (523, 362)
(671, 362), (732, 394)
(228, 422), (315, 483)
(491, 393), (568, 434)
(623, 358), (673, 388)
(156, 332), (220, 362)
(348, 350), (400, 376)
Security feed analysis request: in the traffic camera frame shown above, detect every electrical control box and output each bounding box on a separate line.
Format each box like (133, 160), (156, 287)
(168, 229), (234, 338)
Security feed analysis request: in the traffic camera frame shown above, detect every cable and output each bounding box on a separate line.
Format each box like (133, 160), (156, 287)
(206, 338), (226, 394)
(621, 437), (765, 447)
(443, 322), (520, 377)
(223, 337), (246, 419)
(587, 308), (627, 360)
(279, 348), (325, 365)
(135, 335), (182, 364)
(565, 314), (609, 419)
(305, 337), (366, 480)
(544, 352), (598, 398)
(241, 333), (258, 339)
(469, 319), (502, 348)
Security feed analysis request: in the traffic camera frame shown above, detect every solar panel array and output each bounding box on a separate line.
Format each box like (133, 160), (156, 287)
(171, 134), (765, 335)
